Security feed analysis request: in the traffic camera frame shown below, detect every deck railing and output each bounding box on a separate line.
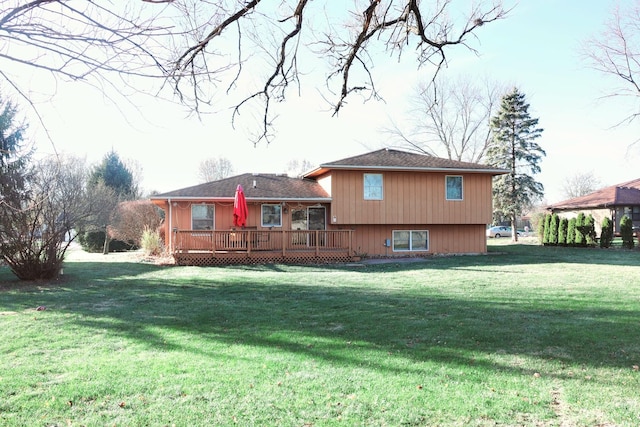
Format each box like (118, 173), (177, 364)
(173, 229), (353, 256)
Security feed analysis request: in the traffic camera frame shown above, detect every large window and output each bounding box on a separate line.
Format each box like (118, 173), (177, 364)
(364, 173), (383, 200)
(393, 230), (429, 252)
(446, 175), (463, 200)
(261, 204), (282, 227)
(192, 204), (214, 230)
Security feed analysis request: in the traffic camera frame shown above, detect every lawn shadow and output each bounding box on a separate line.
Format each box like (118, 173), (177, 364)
(3, 253), (639, 380)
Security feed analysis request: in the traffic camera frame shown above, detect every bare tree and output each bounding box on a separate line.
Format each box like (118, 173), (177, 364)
(561, 171), (603, 200)
(0, 155), (96, 280)
(285, 159), (314, 177)
(389, 75), (503, 162)
(197, 157), (234, 183)
(0, 1), (507, 146)
(585, 2), (640, 127)
(109, 200), (162, 247)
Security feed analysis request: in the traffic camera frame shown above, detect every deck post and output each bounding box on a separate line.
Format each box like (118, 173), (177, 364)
(315, 230), (320, 257)
(348, 230), (353, 255)
(282, 229), (286, 257)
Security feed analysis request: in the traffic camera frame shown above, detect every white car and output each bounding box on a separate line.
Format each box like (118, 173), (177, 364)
(486, 226), (519, 238)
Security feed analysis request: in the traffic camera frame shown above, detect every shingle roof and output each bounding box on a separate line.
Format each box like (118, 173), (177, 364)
(304, 148), (507, 177)
(151, 173), (330, 200)
(548, 178), (640, 210)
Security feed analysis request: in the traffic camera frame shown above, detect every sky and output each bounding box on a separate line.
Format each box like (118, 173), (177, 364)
(18, 0), (640, 204)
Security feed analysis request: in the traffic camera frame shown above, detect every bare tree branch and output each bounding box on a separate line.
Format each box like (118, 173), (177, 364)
(0, 1), (508, 147)
(584, 2), (640, 133)
(387, 74), (504, 162)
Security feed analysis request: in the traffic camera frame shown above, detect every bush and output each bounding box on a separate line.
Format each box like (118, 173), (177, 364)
(575, 213), (586, 246)
(585, 214), (597, 246)
(78, 230), (134, 253)
(542, 213), (552, 245)
(558, 218), (568, 246)
(141, 227), (164, 256)
(109, 200), (163, 247)
(620, 215), (635, 249)
(600, 217), (614, 248)
(549, 214), (559, 245)
(567, 218), (576, 246)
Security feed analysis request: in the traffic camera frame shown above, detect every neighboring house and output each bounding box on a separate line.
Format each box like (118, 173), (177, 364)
(150, 148), (507, 265)
(547, 178), (640, 235)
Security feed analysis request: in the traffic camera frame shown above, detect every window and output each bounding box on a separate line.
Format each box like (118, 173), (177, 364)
(446, 175), (463, 200)
(261, 204), (282, 227)
(393, 230), (429, 252)
(192, 204), (214, 230)
(364, 173), (383, 200)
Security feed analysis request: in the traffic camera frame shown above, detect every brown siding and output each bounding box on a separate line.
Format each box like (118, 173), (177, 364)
(330, 170), (493, 225)
(351, 224), (487, 256)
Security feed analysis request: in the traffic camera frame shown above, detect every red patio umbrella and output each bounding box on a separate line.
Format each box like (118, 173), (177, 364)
(233, 184), (248, 228)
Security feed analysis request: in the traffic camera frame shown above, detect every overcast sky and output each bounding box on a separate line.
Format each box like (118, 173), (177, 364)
(19, 0), (640, 204)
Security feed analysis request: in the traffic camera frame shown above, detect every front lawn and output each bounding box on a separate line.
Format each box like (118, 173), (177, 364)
(1, 244), (639, 426)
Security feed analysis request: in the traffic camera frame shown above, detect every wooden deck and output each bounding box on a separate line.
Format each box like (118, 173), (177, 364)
(172, 229), (355, 266)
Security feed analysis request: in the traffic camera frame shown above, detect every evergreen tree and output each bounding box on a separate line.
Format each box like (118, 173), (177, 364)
(567, 218), (577, 246)
(542, 213), (551, 245)
(600, 217), (614, 248)
(0, 99), (30, 202)
(549, 213), (559, 245)
(486, 88), (545, 242)
(620, 215), (635, 249)
(86, 150), (138, 254)
(88, 150), (137, 198)
(535, 212), (547, 245)
(575, 213), (586, 246)
(558, 217), (568, 246)
(584, 214), (597, 246)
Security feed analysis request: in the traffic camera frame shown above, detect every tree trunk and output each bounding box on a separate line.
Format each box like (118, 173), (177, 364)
(102, 225), (110, 255)
(511, 216), (518, 243)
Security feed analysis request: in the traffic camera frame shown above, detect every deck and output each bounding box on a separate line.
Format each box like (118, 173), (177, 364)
(172, 229), (355, 266)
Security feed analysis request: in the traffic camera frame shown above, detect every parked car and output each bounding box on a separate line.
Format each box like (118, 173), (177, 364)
(486, 226), (520, 238)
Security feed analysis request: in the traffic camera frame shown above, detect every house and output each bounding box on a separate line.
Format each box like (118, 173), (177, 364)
(150, 148), (507, 265)
(547, 178), (640, 235)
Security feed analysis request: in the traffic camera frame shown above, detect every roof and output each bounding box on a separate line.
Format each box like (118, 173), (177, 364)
(150, 173), (330, 201)
(547, 178), (640, 210)
(304, 148), (508, 178)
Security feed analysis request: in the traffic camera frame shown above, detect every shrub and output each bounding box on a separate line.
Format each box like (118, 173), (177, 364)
(78, 230), (134, 253)
(585, 214), (597, 246)
(141, 227), (164, 256)
(620, 215), (635, 249)
(109, 200), (163, 248)
(567, 218), (576, 246)
(558, 218), (568, 246)
(575, 213), (586, 246)
(600, 217), (614, 248)
(542, 213), (552, 245)
(549, 214), (559, 245)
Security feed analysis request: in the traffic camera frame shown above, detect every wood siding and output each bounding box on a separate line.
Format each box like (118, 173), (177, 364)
(329, 170), (493, 225)
(350, 224), (487, 256)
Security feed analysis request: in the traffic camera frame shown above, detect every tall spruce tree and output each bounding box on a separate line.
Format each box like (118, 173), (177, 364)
(486, 88), (545, 242)
(0, 99), (30, 202)
(87, 150), (138, 254)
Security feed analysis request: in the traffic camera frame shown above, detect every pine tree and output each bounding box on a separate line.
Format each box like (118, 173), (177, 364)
(86, 150), (138, 254)
(486, 88), (545, 242)
(0, 99), (30, 202)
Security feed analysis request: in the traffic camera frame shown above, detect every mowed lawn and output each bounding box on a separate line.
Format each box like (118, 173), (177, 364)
(1, 242), (639, 426)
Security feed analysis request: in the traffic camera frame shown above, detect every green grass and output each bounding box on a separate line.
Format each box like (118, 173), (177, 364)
(1, 243), (640, 426)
